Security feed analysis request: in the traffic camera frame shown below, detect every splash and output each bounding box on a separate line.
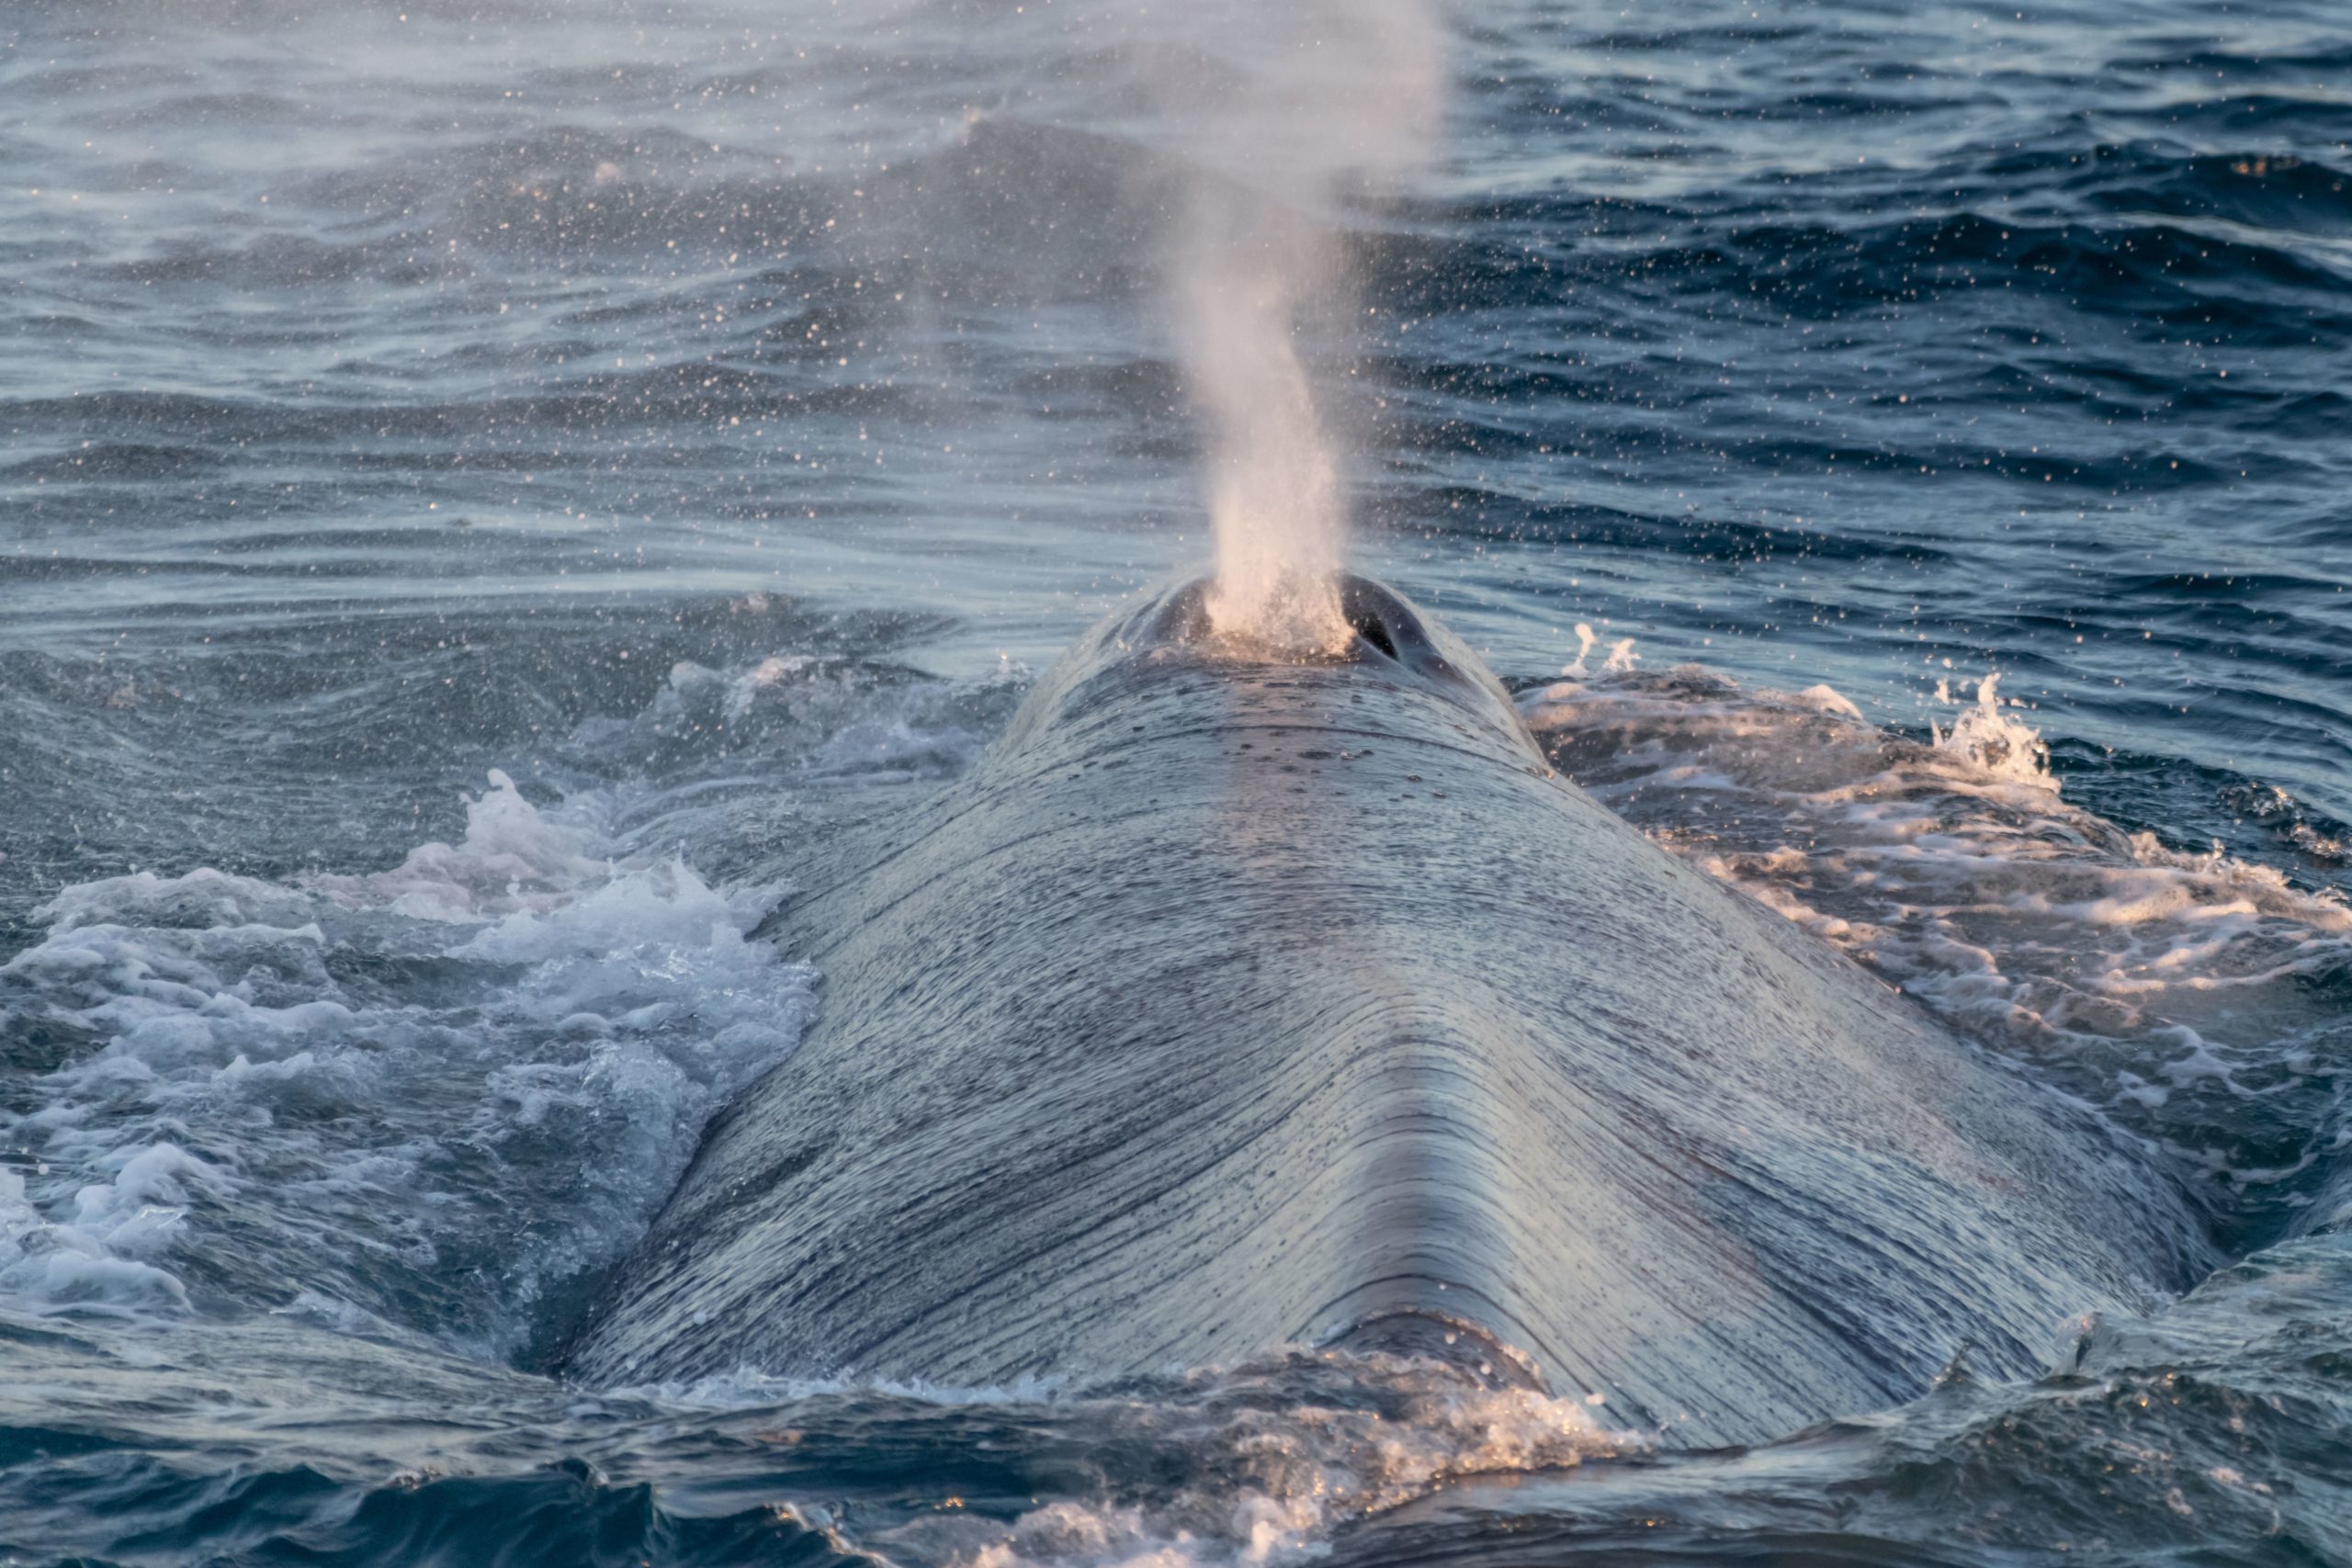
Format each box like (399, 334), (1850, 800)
(1555, 624), (1634, 682)
(1562, 624), (1599, 678)
(1148, 3), (1446, 652)
(1930, 671), (2052, 788)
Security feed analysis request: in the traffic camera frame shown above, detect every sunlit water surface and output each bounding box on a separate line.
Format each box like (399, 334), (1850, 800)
(3, 2), (2349, 1563)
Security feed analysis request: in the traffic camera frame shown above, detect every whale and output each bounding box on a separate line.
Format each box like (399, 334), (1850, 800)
(559, 575), (2209, 1447)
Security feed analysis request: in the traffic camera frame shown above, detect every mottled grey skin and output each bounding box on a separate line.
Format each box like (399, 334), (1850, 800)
(561, 576), (2207, 1446)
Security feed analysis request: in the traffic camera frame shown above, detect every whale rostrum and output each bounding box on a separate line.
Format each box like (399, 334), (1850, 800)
(560, 575), (2207, 1447)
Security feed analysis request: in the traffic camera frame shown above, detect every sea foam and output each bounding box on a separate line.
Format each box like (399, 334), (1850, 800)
(0, 773), (812, 1348)
(1524, 664), (2352, 1241)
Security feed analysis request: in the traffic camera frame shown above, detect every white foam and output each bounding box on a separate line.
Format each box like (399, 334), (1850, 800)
(0, 773), (813, 1342)
(306, 769), (616, 920)
(957, 1359), (1636, 1568)
(1521, 664), (2352, 1207)
(0, 1146), (219, 1314)
(633, 1354), (1638, 1568)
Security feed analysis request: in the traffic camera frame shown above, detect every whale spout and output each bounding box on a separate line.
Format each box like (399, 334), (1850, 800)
(559, 576), (2206, 1446)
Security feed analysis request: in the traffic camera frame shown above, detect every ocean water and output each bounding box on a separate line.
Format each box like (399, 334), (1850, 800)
(4, 1), (2350, 1563)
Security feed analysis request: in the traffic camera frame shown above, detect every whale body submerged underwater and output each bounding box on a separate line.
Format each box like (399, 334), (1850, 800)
(561, 576), (2209, 1447)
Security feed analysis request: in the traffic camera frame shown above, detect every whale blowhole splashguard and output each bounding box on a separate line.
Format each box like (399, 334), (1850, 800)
(1347, 591), (1402, 661)
(1132, 574), (1461, 675)
(1091, 573), (1528, 747)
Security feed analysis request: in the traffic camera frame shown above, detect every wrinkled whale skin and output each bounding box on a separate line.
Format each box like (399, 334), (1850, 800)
(561, 577), (2207, 1446)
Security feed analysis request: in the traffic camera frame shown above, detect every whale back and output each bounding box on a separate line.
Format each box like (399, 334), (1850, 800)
(560, 579), (2206, 1446)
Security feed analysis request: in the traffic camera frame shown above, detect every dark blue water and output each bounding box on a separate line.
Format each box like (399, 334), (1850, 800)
(4, 2), (2349, 1563)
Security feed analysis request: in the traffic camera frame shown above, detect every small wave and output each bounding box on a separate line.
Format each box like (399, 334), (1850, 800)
(958, 1371), (1627, 1568)
(2220, 780), (2350, 867)
(0, 442), (226, 485)
(2109, 39), (2352, 82)
(1396, 487), (1950, 567)
(616, 1351), (1639, 1568)
(2111, 90), (2352, 144)
(608, 649), (1023, 790)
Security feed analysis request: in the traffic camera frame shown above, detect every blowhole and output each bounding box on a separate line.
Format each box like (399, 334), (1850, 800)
(1351, 610), (1399, 660)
